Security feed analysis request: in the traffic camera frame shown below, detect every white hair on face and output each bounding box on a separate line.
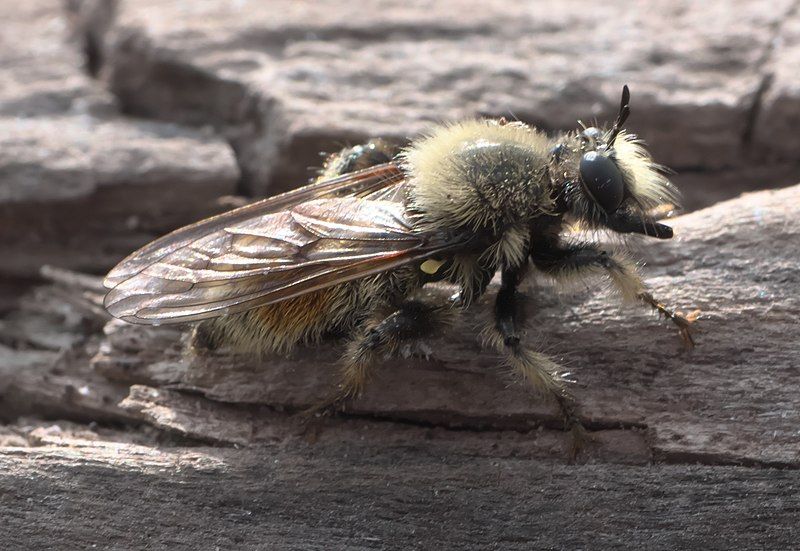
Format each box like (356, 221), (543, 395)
(612, 130), (681, 210)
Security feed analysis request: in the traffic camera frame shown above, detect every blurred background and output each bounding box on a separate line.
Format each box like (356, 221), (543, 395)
(2, 0), (799, 311)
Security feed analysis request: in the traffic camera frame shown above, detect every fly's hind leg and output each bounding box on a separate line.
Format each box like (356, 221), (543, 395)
(313, 300), (450, 414)
(488, 267), (587, 457)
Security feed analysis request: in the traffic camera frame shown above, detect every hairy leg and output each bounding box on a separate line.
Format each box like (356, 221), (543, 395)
(316, 300), (450, 412)
(487, 267), (587, 456)
(190, 320), (220, 353)
(531, 242), (696, 346)
(318, 139), (408, 402)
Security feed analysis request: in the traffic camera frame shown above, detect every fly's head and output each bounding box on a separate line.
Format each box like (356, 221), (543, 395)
(550, 86), (680, 239)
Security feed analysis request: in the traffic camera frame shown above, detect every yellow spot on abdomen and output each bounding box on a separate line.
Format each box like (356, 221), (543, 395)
(420, 258), (445, 274)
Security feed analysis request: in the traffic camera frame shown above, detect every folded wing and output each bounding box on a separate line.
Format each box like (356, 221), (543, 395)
(104, 162), (406, 289)
(104, 196), (465, 324)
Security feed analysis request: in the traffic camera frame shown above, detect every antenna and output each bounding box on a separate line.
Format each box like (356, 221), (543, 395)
(606, 85), (630, 148)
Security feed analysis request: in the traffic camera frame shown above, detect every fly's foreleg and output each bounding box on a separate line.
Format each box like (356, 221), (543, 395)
(531, 242), (696, 347)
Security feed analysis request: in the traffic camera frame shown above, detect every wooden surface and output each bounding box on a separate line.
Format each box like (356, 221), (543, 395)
(83, 184), (800, 467)
(2, 185), (800, 548)
(1, 427), (798, 550)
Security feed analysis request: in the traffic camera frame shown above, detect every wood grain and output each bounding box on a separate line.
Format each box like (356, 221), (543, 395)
(1, 434), (798, 550)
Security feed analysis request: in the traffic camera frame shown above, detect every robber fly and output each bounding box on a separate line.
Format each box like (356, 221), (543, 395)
(104, 86), (694, 443)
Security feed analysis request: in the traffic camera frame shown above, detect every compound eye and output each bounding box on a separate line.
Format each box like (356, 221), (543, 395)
(579, 151), (625, 212)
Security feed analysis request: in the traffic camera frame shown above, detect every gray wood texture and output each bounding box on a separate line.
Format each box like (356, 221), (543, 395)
(1, 430), (797, 550)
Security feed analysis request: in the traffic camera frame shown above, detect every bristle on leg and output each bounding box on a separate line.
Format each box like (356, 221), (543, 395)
(308, 299), (450, 416)
(490, 267), (589, 458)
(531, 241), (698, 346)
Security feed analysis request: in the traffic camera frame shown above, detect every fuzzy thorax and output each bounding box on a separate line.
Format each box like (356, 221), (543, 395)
(403, 120), (556, 233)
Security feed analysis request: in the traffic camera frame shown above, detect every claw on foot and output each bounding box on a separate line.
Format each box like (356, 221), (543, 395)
(568, 422), (591, 461)
(672, 309), (700, 348)
(638, 292), (699, 348)
(300, 400), (331, 421)
(552, 391), (588, 460)
(399, 341), (435, 360)
(302, 383), (359, 419)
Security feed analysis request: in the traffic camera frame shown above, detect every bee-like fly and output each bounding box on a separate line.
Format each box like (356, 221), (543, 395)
(104, 86), (695, 448)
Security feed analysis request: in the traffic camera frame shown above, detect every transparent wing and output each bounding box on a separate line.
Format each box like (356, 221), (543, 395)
(104, 162), (405, 289)
(104, 197), (466, 324)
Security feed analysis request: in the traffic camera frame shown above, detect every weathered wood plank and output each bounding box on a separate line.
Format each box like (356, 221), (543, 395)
(0, 435), (797, 550)
(87, 185), (800, 466)
(0, 279), (137, 425)
(118, 385), (652, 464)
